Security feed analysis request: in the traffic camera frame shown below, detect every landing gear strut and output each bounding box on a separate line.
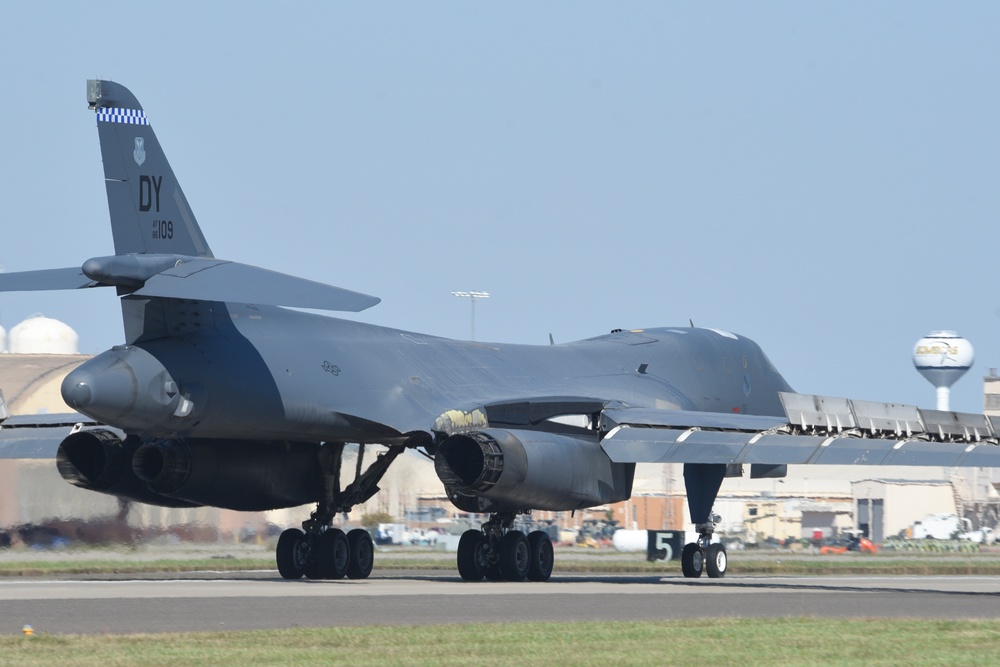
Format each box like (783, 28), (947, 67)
(456, 512), (554, 582)
(682, 463), (728, 579)
(681, 513), (727, 579)
(276, 442), (404, 580)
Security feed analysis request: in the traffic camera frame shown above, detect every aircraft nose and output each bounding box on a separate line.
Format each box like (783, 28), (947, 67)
(62, 376), (93, 409)
(63, 350), (138, 419)
(62, 346), (177, 428)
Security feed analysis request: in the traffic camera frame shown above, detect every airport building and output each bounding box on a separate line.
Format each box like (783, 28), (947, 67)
(985, 369), (1000, 415)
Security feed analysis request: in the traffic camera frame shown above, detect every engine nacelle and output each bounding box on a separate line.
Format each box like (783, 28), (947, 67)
(57, 429), (200, 508)
(58, 430), (324, 511)
(434, 428), (634, 514)
(132, 438), (322, 511)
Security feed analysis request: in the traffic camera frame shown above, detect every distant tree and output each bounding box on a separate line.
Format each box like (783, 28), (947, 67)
(361, 511), (394, 529)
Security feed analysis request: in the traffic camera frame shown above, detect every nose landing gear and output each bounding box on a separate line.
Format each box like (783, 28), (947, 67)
(682, 463), (729, 579)
(681, 514), (727, 579)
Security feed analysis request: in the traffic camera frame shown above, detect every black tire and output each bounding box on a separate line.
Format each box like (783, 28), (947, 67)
(498, 531), (530, 582)
(276, 528), (306, 580)
(527, 531), (554, 582)
(457, 529), (487, 581)
(346, 528), (374, 579)
(705, 543), (727, 579)
(681, 542), (703, 578)
(307, 529), (349, 580)
(325, 529), (350, 579)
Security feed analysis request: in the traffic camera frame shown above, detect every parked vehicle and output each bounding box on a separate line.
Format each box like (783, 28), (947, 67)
(958, 527), (996, 545)
(375, 523), (407, 545)
(819, 530), (877, 555)
(911, 514), (971, 540)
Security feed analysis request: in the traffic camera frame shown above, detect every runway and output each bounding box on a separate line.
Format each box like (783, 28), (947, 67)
(3, 571), (1000, 634)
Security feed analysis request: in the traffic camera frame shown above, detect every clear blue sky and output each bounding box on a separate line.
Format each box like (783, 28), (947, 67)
(1, 2), (998, 412)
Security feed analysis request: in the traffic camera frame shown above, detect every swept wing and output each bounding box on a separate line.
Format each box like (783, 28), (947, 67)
(601, 392), (1000, 468)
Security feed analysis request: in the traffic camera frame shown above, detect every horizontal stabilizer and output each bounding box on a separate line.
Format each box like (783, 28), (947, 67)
(132, 259), (381, 312)
(0, 267), (98, 292)
(0, 255), (379, 312)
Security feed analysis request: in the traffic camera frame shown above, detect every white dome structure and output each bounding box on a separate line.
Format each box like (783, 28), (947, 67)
(8, 315), (79, 355)
(912, 330), (974, 411)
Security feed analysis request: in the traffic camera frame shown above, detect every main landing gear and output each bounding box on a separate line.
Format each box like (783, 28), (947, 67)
(277, 525), (374, 580)
(456, 512), (554, 582)
(276, 442), (405, 580)
(681, 514), (727, 579)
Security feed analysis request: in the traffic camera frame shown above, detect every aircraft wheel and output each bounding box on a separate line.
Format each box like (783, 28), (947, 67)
(457, 529), (488, 581)
(705, 543), (727, 579)
(324, 529), (351, 579)
(681, 542), (704, 578)
(307, 528), (349, 580)
(276, 528), (307, 580)
(346, 528), (374, 579)
(527, 531), (554, 582)
(498, 531), (530, 582)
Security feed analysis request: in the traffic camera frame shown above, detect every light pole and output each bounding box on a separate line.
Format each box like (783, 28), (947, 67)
(452, 291), (489, 341)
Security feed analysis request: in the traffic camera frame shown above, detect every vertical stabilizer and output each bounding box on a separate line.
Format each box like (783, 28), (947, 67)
(87, 80), (213, 258)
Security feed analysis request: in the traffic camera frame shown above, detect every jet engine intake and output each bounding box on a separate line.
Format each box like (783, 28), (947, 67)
(434, 428), (634, 513)
(432, 431), (506, 493)
(56, 429), (200, 508)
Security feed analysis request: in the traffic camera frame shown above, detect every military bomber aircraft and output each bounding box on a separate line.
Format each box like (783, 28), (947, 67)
(2, 81), (999, 582)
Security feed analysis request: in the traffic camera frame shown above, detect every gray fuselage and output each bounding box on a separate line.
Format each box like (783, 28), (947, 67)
(63, 299), (794, 444)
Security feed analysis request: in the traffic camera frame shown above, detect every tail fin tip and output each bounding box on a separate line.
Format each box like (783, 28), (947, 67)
(91, 80), (213, 258)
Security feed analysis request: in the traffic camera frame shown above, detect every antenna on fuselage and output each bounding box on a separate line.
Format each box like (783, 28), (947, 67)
(689, 319), (695, 328)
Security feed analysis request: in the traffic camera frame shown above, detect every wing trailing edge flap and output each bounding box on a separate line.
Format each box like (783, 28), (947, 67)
(600, 392), (1000, 468)
(601, 428), (1000, 468)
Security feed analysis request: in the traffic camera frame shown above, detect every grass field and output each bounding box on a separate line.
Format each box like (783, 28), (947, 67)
(3, 548), (999, 665)
(2, 618), (999, 666)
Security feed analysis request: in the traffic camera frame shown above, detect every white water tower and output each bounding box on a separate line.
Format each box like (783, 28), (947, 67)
(912, 331), (974, 411)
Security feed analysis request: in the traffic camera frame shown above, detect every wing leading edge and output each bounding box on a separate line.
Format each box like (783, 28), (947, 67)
(0, 413), (104, 459)
(600, 392), (1000, 468)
